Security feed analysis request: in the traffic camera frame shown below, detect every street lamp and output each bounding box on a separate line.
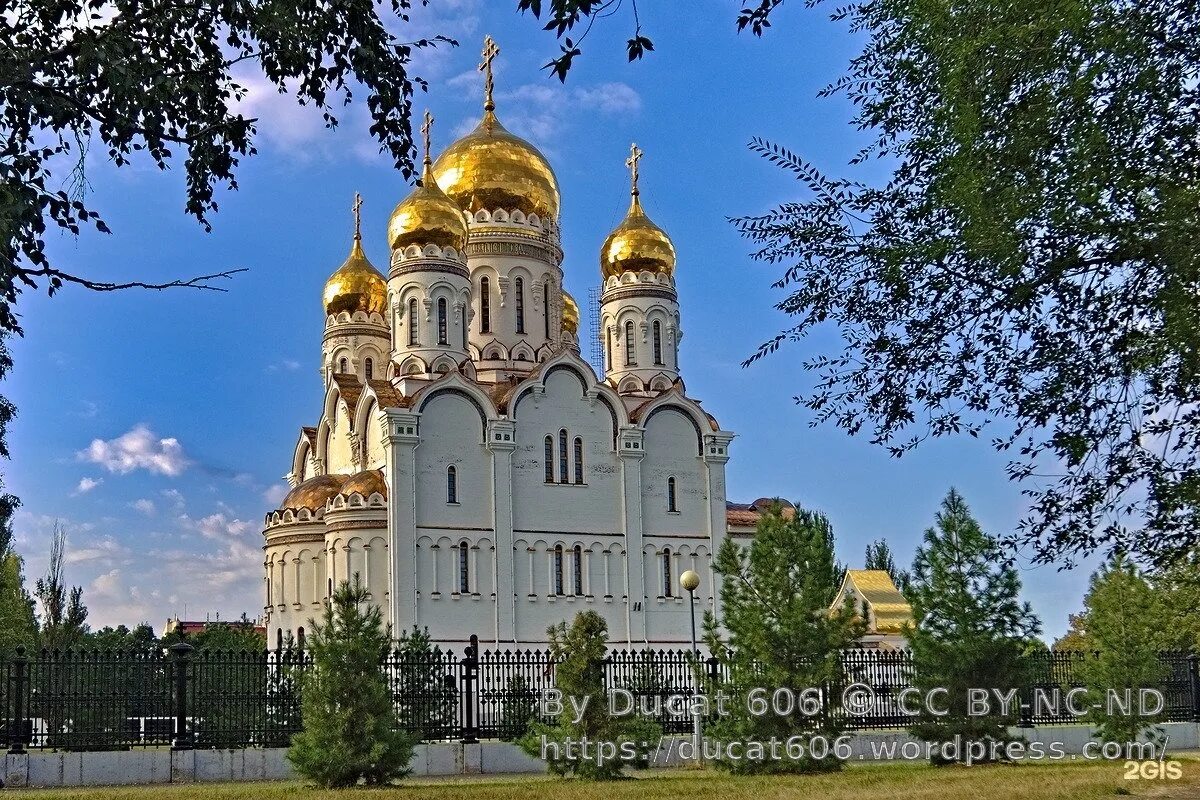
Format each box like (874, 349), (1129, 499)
(679, 569), (702, 759)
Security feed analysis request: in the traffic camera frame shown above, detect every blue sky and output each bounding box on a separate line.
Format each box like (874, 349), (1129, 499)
(6, 0), (1099, 636)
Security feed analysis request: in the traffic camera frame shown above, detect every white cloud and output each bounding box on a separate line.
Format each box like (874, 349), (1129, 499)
(263, 483), (290, 507)
(74, 477), (103, 495)
(78, 424), (189, 477)
(491, 81), (643, 144)
(266, 358), (301, 373)
(65, 536), (128, 567)
(161, 489), (186, 513)
(187, 512), (256, 541)
(131, 498), (156, 516)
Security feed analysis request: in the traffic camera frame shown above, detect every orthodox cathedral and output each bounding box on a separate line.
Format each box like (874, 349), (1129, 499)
(261, 38), (774, 649)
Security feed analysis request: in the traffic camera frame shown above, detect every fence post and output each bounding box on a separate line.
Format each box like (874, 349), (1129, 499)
(460, 634), (479, 744)
(1189, 654), (1200, 723)
(170, 642), (194, 750)
(7, 646), (28, 754)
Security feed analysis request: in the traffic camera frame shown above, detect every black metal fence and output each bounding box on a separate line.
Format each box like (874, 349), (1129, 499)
(2, 640), (1197, 752)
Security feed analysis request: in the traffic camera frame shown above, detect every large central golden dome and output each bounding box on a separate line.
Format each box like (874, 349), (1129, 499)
(600, 193), (676, 279)
(432, 110), (560, 220)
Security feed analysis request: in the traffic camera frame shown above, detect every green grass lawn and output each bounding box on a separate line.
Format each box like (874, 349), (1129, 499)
(9, 759), (1200, 800)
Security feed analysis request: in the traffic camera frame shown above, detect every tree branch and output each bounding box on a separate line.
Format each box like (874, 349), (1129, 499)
(16, 266), (248, 292)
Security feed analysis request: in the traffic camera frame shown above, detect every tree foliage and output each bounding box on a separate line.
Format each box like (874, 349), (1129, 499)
(906, 489), (1040, 762)
(519, 610), (658, 779)
(1074, 557), (1175, 744)
(35, 521), (89, 651)
(730, 0), (1200, 568)
(0, 475), (34, 655)
(288, 577), (415, 788)
(864, 538), (910, 594)
(703, 505), (863, 774)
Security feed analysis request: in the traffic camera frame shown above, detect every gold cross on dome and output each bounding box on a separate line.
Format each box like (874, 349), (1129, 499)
(479, 35), (500, 111)
(420, 110), (434, 165)
(626, 143), (643, 196)
(352, 192), (363, 241)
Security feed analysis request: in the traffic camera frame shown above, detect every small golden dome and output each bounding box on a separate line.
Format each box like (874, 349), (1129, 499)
(340, 468), (388, 500)
(281, 474), (348, 511)
(324, 195), (387, 315)
(432, 110), (560, 220)
(600, 193), (676, 279)
(562, 291), (580, 335)
(388, 161), (469, 251)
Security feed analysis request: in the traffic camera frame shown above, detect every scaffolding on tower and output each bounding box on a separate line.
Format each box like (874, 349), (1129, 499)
(587, 286), (604, 376)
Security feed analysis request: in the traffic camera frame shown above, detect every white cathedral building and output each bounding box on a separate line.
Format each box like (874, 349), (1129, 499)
(262, 40), (780, 648)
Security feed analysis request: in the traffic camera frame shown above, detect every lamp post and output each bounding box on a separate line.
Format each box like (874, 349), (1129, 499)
(679, 568), (702, 760)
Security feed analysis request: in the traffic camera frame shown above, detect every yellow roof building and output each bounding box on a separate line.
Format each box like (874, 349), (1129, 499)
(832, 569), (913, 648)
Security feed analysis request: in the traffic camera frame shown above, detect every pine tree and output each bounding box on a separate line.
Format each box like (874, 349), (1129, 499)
(288, 577), (416, 787)
(1151, 551), (1200, 653)
(392, 626), (456, 739)
(703, 506), (863, 774)
(864, 538), (911, 595)
(0, 476), (33, 656)
(907, 489), (1040, 763)
(519, 610), (659, 779)
(1077, 557), (1173, 744)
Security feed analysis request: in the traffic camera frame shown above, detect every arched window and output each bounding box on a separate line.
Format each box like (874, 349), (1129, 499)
(458, 540), (470, 594)
(668, 476), (678, 512)
(553, 545), (564, 595)
(276, 628), (283, 652)
(480, 277), (491, 333)
(447, 465), (458, 503)
(543, 283), (550, 339)
(663, 548), (673, 597)
(338, 357), (348, 374)
(573, 437), (584, 484)
(364, 358), (374, 380)
(544, 436), (554, 483)
(558, 429), (569, 483)
(408, 299), (418, 346)
(515, 277), (525, 334)
(625, 321), (636, 366)
(297, 626), (305, 650)
(572, 545), (583, 596)
(653, 321), (663, 365)
(437, 298), (448, 345)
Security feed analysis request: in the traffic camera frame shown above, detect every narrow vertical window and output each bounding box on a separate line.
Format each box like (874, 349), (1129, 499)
(573, 545), (583, 596)
(276, 628), (283, 651)
(365, 358), (373, 380)
(625, 321), (636, 366)
(515, 277), (525, 334)
(338, 357), (348, 374)
(543, 283), (550, 339)
(544, 436), (555, 483)
(573, 437), (584, 484)
(447, 465), (458, 503)
(437, 298), (448, 345)
(553, 545), (564, 595)
(605, 327), (613, 370)
(480, 277), (491, 333)
(558, 429), (569, 483)
(408, 299), (418, 346)
(653, 321), (663, 365)
(668, 476), (678, 512)
(458, 541), (470, 593)
(297, 626), (305, 650)
(462, 309), (468, 350)
(663, 548), (673, 597)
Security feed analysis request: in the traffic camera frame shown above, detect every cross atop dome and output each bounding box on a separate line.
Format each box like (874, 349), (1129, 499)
(479, 35), (500, 113)
(352, 192), (363, 242)
(420, 110), (434, 167)
(626, 143), (643, 198)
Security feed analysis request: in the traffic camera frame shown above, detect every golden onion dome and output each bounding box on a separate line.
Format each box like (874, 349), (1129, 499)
(324, 196), (387, 315)
(388, 160), (469, 251)
(600, 192), (676, 279)
(432, 109), (560, 220)
(340, 468), (388, 500)
(562, 291), (580, 335)
(281, 474), (348, 511)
